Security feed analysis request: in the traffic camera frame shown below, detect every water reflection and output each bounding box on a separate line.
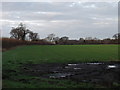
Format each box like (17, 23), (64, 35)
(107, 65), (117, 69)
(49, 73), (72, 78)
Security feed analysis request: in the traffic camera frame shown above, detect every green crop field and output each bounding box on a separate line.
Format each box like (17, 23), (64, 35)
(2, 45), (120, 88)
(3, 45), (119, 63)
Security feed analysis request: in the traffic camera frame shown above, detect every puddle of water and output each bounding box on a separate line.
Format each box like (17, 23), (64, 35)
(65, 66), (69, 68)
(87, 63), (103, 65)
(74, 68), (81, 70)
(65, 64), (82, 69)
(49, 73), (72, 79)
(68, 64), (78, 66)
(49, 76), (56, 78)
(107, 65), (117, 69)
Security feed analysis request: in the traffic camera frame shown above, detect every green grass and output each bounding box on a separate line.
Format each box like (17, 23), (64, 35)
(2, 45), (119, 88)
(3, 45), (119, 64)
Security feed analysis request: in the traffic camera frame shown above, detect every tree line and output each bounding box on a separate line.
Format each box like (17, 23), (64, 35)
(10, 23), (120, 44)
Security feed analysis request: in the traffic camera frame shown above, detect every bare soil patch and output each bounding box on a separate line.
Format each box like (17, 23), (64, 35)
(21, 61), (120, 87)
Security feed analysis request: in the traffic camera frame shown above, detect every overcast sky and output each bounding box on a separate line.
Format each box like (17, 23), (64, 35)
(1, 2), (118, 39)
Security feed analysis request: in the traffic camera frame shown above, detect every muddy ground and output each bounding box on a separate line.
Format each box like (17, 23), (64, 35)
(21, 62), (120, 87)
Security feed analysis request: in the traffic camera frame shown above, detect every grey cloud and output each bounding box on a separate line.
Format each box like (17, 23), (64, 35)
(1, 2), (118, 39)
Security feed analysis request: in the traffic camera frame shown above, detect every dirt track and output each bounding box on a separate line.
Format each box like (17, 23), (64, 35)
(21, 62), (120, 87)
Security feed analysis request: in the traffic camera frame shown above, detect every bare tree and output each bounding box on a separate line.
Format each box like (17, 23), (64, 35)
(59, 36), (69, 44)
(10, 27), (21, 40)
(113, 33), (120, 40)
(29, 31), (39, 41)
(53, 37), (60, 44)
(59, 36), (69, 41)
(10, 23), (30, 40)
(79, 38), (84, 41)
